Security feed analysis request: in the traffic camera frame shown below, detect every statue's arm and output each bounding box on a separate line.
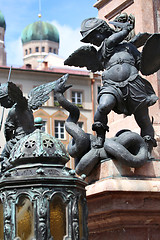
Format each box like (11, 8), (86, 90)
(4, 108), (15, 141)
(131, 44), (141, 70)
(105, 25), (133, 49)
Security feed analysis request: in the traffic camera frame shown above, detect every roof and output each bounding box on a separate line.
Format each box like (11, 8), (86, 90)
(21, 21), (59, 44)
(0, 10), (6, 30)
(0, 65), (90, 77)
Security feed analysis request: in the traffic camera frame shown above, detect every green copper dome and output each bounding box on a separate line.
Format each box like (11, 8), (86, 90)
(21, 21), (59, 44)
(0, 11), (6, 30)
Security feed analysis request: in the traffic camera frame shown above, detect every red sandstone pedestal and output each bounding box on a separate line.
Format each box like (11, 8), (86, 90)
(86, 158), (160, 240)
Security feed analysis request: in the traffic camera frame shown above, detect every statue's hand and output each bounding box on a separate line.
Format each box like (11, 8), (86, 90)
(123, 22), (134, 32)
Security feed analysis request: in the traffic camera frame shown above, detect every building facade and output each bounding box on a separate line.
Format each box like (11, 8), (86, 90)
(0, 13), (102, 169)
(0, 11), (6, 66)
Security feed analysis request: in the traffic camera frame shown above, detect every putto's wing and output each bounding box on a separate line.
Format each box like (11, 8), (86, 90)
(64, 45), (104, 72)
(28, 75), (69, 110)
(28, 81), (56, 110)
(129, 32), (152, 48)
(140, 33), (160, 75)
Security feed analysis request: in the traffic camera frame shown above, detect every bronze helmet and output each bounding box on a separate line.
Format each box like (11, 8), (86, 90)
(80, 17), (112, 43)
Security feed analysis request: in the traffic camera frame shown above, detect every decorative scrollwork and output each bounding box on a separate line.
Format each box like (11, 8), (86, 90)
(3, 200), (12, 239)
(72, 197), (79, 240)
(38, 201), (48, 240)
(31, 188), (52, 201)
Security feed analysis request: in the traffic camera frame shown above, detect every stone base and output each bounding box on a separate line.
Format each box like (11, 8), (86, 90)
(86, 159), (160, 240)
(86, 158), (160, 184)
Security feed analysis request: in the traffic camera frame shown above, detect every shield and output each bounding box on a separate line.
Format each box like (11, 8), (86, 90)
(140, 33), (160, 75)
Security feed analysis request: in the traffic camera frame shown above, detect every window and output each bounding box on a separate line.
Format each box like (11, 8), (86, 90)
(26, 64), (32, 69)
(55, 121), (65, 139)
(42, 46), (45, 52)
(29, 48), (32, 54)
(53, 48), (57, 54)
(72, 91), (82, 107)
(44, 61), (48, 69)
(50, 196), (66, 239)
(35, 47), (39, 52)
(16, 196), (34, 239)
(42, 120), (47, 132)
(25, 49), (28, 55)
(49, 47), (52, 52)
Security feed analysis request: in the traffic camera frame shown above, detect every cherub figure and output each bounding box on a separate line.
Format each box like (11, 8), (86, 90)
(65, 17), (160, 154)
(0, 75), (68, 159)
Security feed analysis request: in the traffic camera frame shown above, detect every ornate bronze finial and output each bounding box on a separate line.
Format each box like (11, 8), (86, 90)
(34, 117), (43, 129)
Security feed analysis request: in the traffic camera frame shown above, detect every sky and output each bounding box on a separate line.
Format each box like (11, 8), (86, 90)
(0, 0), (98, 67)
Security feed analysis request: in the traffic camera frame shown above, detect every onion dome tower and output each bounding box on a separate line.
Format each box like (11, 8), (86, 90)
(0, 10), (6, 66)
(0, 118), (88, 239)
(21, 20), (59, 69)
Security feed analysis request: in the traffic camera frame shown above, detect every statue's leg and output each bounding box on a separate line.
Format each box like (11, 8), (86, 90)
(92, 94), (116, 147)
(134, 106), (154, 137)
(1, 142), (12, 172)
(134, 106), (157, 156)
(94, 94), (116, 124)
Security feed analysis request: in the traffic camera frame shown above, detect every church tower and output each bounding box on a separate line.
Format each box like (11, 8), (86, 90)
(0, 10), (6, 66)
(21, 20), (59, 69)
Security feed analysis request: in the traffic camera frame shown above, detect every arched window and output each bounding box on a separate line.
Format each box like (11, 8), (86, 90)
(16, 196), (34, 240)
(49, 47), (52, 53)
(50, 195), (66, 240)
(35, 46), (39, 52)
(26, 64), (32, 69)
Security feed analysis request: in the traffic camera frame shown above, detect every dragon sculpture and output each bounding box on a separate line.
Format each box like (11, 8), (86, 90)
(64, 15), (160, 154)
(54, 74), (148, 176)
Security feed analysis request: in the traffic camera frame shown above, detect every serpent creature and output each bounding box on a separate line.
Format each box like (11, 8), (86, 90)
(54, 74), (148, 176)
